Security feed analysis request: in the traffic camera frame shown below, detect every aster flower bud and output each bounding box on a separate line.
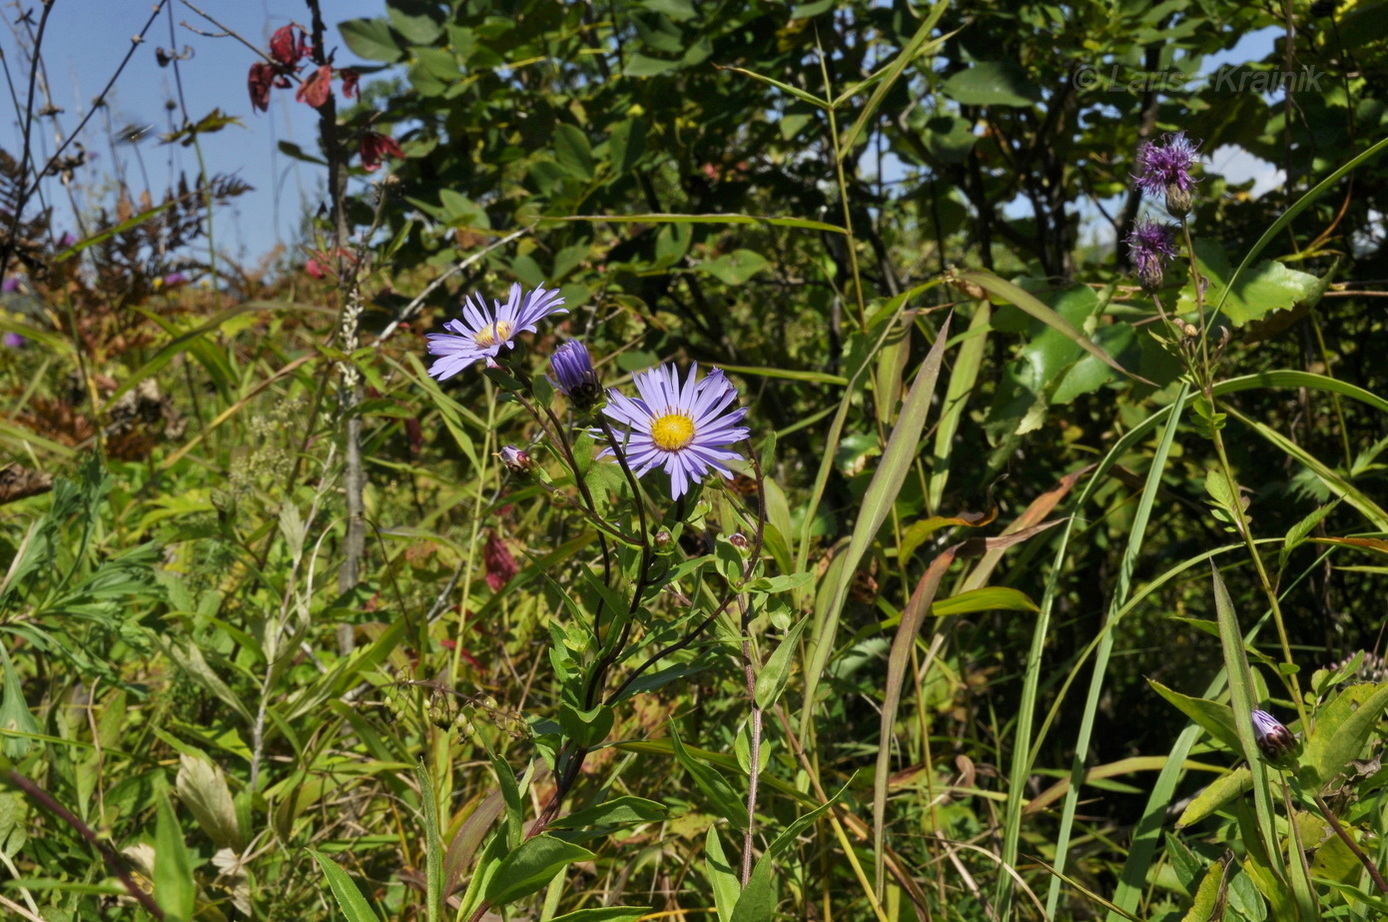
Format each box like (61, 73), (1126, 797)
(1251, 708), (1298, 763)
(1125, 219), (1179, 294)
(499, 445), (534, 474)
(1165, 183), (1194, 220)
(728, 533), (749, 550)
(549, 340), (603, 411)
(654, 530), (673, 548)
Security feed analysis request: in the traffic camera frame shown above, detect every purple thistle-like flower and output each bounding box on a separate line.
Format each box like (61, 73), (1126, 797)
(602, 363), (750, 500)
(1126, 218), (1179, 293)
(550, 340), (602, 410)
(426, 283), (567, 380)
(1251, 708), (1298, 762)
(1134, 131), (1202, 216)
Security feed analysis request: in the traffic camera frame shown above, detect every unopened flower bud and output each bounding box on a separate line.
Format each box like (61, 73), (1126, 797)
(549, 340), (603, 411)
(1182, 322), (1199, 339)
(654, 530), (672, 548)
(1251, 709), (1297, 762)
(728, 533), (749, 550)
(1165, 182), (1194, 219)
(499, 445), (534, 474)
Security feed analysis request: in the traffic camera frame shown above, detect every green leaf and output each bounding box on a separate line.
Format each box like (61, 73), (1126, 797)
(1148, 679), (1242, 755)
(549, 909), (652, 922)
(1300, 681), (1388, 789)
(1179, 238), (1321, 328)
(482, 835), (595, 906)
(670, 724), (746, 828)
(554, 123), (596, 179)
(941, 61), (1042, 107)
(730, 848), (777, 922)
(175, 752), (242, 850)
(339, 18), (404, 62)
(753, 616), (808, 710)
(0, 644), (39, 758)
(309, 849), (384, 922)
(705, 825), (740, 922)
(415, 763), (444, 922)
(386, 0), (444, 44)
(154, 794), (195, 922)
(1176, 765), (1252, 828)
(699, 249), (769, 285)
(549, 796), (668, 829)
(930, 586), (1039, 616)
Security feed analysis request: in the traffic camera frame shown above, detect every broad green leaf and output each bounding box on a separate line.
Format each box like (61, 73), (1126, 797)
(731, 847), (776, 922)
(699, 250), (770, 285)
(549, 909), (652, 922)
(386, 0), (444, 44)
(154, 795), (195, 922)
(176, 752), (242, 850)
(1177, 766), (1252, 828)
(309, 849), (383, 922)
(339, 18), (404, 62)
(1300, 681), (1388, 789)
(1179, 238), (1321, 328)
(670, 724), (746, 828)
(550, 796), (667, 829)
(1148, 679), (1241, 755)
(0, 644), (39, 758)
(705, 825), (740, 922)
(753, 616), (808, 710)
(483, 835), (595, 906)
(941, 61), (1042, 107)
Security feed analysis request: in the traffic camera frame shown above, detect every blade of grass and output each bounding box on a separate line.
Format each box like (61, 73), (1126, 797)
(1043, 383), (1188, 918)
(799, 313), (952, 738)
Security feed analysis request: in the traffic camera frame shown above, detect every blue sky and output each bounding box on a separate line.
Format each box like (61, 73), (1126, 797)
(2, 0), (383, 268)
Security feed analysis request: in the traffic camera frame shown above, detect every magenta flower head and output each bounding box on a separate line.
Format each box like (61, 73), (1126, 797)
(426, 283), (567, 381)
(1251, 709), (1298, 763)
(1126, 218), (1179, 293)
(1134, 131), (1202, 217)
(550, 340), (602, 410)
(602, 363), (750, 500)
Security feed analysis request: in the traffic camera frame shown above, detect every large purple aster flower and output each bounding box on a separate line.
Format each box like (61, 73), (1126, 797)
(426, 283), (566, 380)
(1133, 131), (1202, 217)
(1126, 218), (1179, 293)
(602, 363), (750, 499)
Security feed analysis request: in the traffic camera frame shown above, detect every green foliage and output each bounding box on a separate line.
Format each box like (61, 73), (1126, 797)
(2, 0), (1388, 919)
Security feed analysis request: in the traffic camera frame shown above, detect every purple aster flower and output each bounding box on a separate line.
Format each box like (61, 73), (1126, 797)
(426, 283), (566, 380)
(3, 332), (25, 348)
(602, 363), (750, 500)
(1133, 131), (1202, 217)
(1, 277), (19, 294)
(1126, 218), (1179, 293)
(1251, 708), (1297, 762)
(549, 340), (602, 410)
(498, 445), (535, 474)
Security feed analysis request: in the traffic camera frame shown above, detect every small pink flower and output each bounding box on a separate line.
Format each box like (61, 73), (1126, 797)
(296, 65), (333, 109)
(248, 62), (277, 112)
(340, 68), (360, 100)
(269, 23), (310, 69)
(359, 132), (404, 171)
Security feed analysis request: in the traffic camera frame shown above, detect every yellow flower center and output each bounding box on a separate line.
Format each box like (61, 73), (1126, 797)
(472, 320), (513, 348)
(651, 412), (695, 451)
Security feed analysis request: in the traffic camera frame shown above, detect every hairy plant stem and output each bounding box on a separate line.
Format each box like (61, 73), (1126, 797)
(1314, 792), (1388, 893)
(1177, 214), (1308, 724)
(1, 766), (165, 919)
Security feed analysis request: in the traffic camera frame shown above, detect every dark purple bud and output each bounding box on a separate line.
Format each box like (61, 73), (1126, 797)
(1251, 709), (1297, 762)
(549, 340), (602, 411)
(499, 445), (534, 474)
